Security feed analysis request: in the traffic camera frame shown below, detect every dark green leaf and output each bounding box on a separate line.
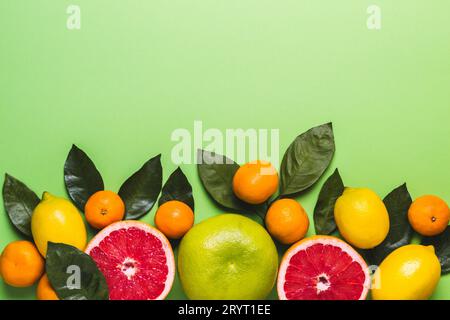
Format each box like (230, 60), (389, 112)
(64, 145), (104, 211)
(159, 167), (194, 210)
(362, 184), (413, 266)
(313, 169), (344, 235)
(280, 123), (335, 196)
(46, 242), (108, 300)
(422, 226), (450, 275)
(119, 154), (162, 219)
(253, 201), (270, 221)
(197, 149), (247, 212)
(2, 174), (40, 237)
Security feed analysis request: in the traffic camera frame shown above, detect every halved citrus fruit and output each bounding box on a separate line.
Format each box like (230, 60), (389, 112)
(277, 236), (370, 300)
(85, 221), (175, 300)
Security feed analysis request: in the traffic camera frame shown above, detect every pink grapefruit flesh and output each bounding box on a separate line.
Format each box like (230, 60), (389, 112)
(277, 236), (370, 300)
(85, 221), (175, 300)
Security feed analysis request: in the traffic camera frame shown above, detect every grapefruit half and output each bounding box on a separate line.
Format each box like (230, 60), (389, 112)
(85, 221), (175, 300)
(277, 235), (370, 300)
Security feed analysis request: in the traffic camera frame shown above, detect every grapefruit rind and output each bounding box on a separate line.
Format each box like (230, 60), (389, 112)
(85, 220), (175, 300)
(277, 235), (370, 300)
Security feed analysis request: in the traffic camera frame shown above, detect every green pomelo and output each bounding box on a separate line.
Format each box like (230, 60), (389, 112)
(178, 214), (278, 299)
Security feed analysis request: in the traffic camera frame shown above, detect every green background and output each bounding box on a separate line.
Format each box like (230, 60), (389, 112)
(1, 0), (449, 300)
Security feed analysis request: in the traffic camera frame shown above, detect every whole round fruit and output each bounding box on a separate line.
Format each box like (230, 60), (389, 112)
(265, 198), (309, 244)
(408, 195), (449, 236)
(334, 188), (389, 249)
(32, 192), (87, 256)
(0, 240), (44, 287)
(155, 200), (194, 239)
(232, 160), (278, 204)
(178, 214), (278, 299)
(36, 274), (59, 300)
(85, 190), (125, 229)
(277, 236), (370, 300)
(371, 245), (441, 300)
(86, 221), (175, 300)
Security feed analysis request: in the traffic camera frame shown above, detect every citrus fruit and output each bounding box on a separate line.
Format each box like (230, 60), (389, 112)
(36, 274), (59, 300)
(85, 190), (125, 229)
(277, 236), (370, 300)
(408, 195), (450, 236)
(178, 214), (278, 299)
(0, 240), (44, 287)
(85, 220), (175, 300)
(31, 192), (87, 256)
(265, 198), (310, 244)
(371, 245), (441, 300)
(155, 200), (194, 239)
(334, 188), (389, 249)
(232, 160), (278, 204)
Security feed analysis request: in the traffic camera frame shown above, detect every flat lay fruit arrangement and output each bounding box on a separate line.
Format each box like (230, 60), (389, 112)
(1, 123), (449, 300)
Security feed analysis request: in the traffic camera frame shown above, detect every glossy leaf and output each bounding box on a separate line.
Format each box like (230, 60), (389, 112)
(197, 149), (247, 212)
(46, 242), (109, 300)
(280, 123), (335, 196)
(64, 145), (104, 211)
(159, 167), (194, 210)
(313, 169), (344, 235)
(2, 174), (40, 237)
(119, 154), (162, 219)
(422, 226), (450, 275)
(362, 184), (413, 266)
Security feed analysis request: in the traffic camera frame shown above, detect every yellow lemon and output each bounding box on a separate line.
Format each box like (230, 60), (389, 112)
(334, 188), (389, 249)
(31, 192), (87, 256)
(371, 245), (441, 300)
